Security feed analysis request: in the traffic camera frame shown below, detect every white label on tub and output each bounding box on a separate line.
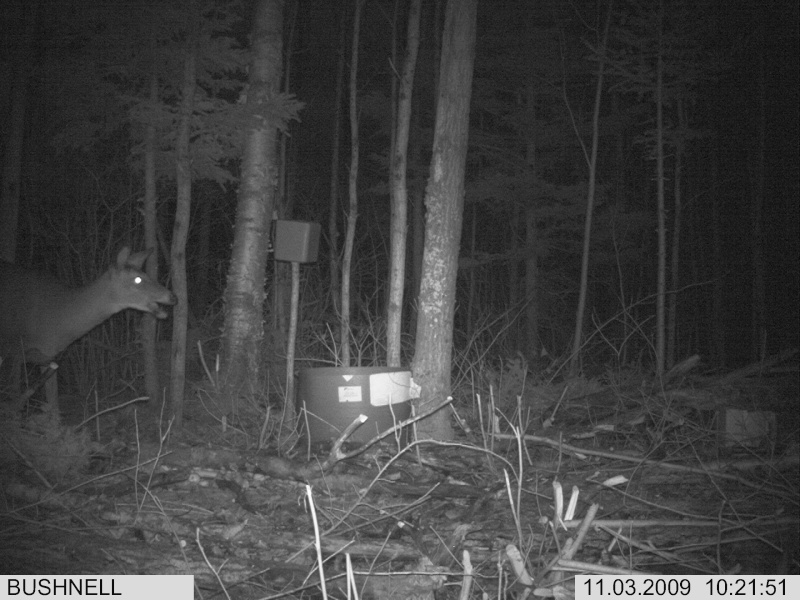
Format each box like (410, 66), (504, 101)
(369, 372), (411, 407)
(338, 386), (363, 403)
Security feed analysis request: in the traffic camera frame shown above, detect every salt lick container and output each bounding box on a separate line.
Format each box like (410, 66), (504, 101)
(297, 366), (415, 444)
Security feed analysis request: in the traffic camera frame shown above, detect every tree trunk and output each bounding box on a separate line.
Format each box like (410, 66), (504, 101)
(410, 184), (425, 330)
(711, 148), (725, 367)
(221, 0), (284, 416)
(465, 204), (477, 342)
(751, 33), (766, 362)
(193, 191), (211, 315)
(340, 0), (363, 368)
(569, 1), (611, 376)
(666, 98), (685, 370)
(612, 92), (631, 366)
(412, 0), (477, 441)
(525, 206), (539, 362)
(654, 3), (667, 376)
(272, 1), (298, 347)
(387, 0), (421, 367)
(170, 43), (196, 429)
(328, 6), (347, 325)
(142, 70), (162, 413)
(524, 83), (539, 362)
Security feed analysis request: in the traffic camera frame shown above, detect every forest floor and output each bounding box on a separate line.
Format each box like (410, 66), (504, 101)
(1, 354), (798, 599)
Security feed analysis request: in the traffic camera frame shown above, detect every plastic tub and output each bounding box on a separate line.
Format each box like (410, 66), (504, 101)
(297, 366), (413, 444)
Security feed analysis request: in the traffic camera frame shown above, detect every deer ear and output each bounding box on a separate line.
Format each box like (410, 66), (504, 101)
(116, 247), (132, 268)
(124, 248), (153, 270)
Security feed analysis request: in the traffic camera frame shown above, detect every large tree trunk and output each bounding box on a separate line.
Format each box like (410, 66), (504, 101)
(221, 0), (284, 417)
(412, 0), (477, 441)
(387, 0), (421, 367)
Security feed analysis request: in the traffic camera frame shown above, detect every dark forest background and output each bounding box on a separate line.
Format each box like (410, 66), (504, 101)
(1, 0), (798, 393)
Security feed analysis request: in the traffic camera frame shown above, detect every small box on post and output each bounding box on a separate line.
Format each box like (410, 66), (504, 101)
(274, 220), (321, 263)
(273, 220), (321, 411)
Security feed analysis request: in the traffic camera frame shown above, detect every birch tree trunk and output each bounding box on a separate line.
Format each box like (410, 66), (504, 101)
(412, 0), (477, 440)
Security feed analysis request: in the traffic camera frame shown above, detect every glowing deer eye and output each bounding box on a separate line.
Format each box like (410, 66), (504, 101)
(134, 276), (143, 284)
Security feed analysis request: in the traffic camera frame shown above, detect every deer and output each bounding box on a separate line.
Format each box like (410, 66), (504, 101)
(0, 247), (176, 412)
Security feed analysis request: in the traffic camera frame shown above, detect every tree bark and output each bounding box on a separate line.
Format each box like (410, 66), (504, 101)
(666, 98), (685, 370)
(170, 42), (197, 428)
(387, 0), (421, 367)
(410, 184), (425, 330)
(569, 0), (611, 376)
(142, 70), (162, 414)
(524, 83), (539, 363)
(654, 2), (666, 376)
(328, 6), (347, 325)
(751, 30), (766, 362)
(711, 148), (725, 367)
(340, 0), (363, 368)
(221, 0), (285, 415)
(525, 206), (539, 362)
(412, 0), (477, 440)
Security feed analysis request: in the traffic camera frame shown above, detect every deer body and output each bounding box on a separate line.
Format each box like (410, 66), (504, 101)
(0, 248), (176, 400)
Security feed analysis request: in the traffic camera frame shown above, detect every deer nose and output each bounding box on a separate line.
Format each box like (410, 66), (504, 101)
(163, 292), (177, 305)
